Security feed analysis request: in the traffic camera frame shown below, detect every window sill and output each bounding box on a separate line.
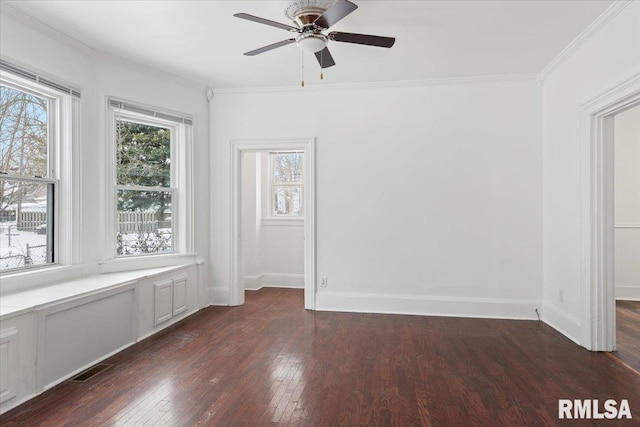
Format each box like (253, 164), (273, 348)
(0, 264), (197, 321)
(261, 218), (303, 227)
(0, 265), (85, 296)
(98, 252), (198, 274)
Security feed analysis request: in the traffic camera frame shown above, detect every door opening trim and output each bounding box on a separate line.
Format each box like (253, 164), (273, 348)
(229, 138), (316, 309)
(580, 73), (640, 351)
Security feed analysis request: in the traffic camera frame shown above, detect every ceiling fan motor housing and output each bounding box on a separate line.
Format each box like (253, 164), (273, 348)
(284, 0), (335, 27)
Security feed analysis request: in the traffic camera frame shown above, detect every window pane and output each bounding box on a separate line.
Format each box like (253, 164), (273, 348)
(116, 120), (171, 187)
(273, 185), (302, 216)
(117, 189), (173, 255)
(0, 179), (52, 271)
(273, 153), (303, 183)
(0, 85), (48, 178)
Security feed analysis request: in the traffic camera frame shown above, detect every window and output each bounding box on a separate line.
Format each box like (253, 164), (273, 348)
(109, 100), (192, 258)
(0, 61), (79, 279)
(0, 81), (54, 271)
(269, 151), (303, 217)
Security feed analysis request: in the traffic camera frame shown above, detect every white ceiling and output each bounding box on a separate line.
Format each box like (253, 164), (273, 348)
(3, 0), (614, 90)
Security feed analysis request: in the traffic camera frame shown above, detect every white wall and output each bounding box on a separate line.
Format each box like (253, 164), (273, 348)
(0, 13), (212, 412)
(241, 153), (262, 280)
(211, 78), (543, 317)
(0, 11), (211, 301)
(615, 105), (640, 300)
(241, 152), (304, 290)
(541, 2), (640, 341)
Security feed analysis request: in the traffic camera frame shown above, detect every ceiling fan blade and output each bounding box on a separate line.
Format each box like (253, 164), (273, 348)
(314, 0), (358, 29)
(314, 47), (336, 68)
(329, 32), (396, 48)
(244, 39), (296, 56)
(234, 13), (299, 32)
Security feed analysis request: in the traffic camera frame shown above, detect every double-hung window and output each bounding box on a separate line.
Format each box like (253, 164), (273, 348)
(269, 151), (303, 218)
(109, 99), (192, 258)
(0, 63), (78, 273)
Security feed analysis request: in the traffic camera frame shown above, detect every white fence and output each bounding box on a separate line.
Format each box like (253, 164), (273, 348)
(18, 211), (46, 231)
(118, 211), (159, 233)
(15, 211), (167, 233)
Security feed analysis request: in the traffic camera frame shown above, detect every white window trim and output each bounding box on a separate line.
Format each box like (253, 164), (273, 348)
(262, 151), (304, 226)
(103, 99), (194, 269)
(0, 69), (81, 291)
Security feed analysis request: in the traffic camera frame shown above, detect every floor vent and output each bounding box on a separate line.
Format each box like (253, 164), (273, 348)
(69, 364), (114, 382)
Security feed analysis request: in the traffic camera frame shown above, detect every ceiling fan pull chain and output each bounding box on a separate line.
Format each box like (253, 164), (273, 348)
(301, 50), (305, 87)
(320, 49), (324, 80)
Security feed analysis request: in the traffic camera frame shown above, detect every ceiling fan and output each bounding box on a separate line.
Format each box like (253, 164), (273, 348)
(234, 0), (395, 70)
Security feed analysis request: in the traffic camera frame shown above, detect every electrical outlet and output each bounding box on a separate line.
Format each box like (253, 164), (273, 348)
(320, 277), (328, 287)
(559, 290), (564, 303)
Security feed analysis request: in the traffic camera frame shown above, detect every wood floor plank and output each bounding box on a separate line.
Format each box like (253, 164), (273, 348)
(1, 288), (639, 426)
(614, 300), (640, 374)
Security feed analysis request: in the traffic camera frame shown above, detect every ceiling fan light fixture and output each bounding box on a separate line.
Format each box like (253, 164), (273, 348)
(235, 0), (395, 70)
(295, 33), (327, 53)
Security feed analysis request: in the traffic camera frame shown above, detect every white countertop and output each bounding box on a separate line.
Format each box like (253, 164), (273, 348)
(0, 265), (193, 320)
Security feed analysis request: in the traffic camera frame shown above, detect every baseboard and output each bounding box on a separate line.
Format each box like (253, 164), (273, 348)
(1, 393), (36, 416)
(136, 307), (199, 342)
(315, 291), (540, 320)
(41, 341), (135, 392)
(209, 286), (229, 305)
(616, 286), (640, 301)
(244, 275), (263, 291)
(262, 273), (304, 288)
(244, 273), (304, 290)
(541, 303), (581, 346)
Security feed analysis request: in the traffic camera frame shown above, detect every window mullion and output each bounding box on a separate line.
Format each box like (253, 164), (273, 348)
(115, 184), (174, 193)
(0, 175), (56, 185)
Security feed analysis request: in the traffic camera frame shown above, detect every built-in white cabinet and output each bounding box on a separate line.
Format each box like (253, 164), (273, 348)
(0, 312), (36, 414)
(37, 285), (136, 390)
(0, 264), (199, 415)
(172, 274), (188, 316)
(153, 273), (189, 326)
(154, 279), (174, 326)
(0, 327), (18, 404)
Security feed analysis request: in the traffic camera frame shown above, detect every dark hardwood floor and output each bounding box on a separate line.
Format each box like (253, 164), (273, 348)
(1, 288), (639, 426)
(614, 300), (640, 374)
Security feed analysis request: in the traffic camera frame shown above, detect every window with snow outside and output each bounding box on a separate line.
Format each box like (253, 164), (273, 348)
(0, 82), (54, 272)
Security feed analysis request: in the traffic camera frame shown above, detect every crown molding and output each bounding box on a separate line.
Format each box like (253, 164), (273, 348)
(1, 2), (96, 56)
(92, 52), (207, 93)
(1, 3), (208, 94)
(211, 73), (538, 95)
(537, 0), (634, 82)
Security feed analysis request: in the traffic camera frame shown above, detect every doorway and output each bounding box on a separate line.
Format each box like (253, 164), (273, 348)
(241, 150), (305, 295)
(229, 138), (316, 309)
(581, 73), (640, 351)
(612, 104), (640, 370)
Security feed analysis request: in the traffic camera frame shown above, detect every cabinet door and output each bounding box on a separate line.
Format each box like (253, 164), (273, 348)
(0, 328), (18, 404)
(154, 279), (173, 326)
(173, 275), (188, 316)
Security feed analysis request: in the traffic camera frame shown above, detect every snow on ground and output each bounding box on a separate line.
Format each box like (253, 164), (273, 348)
(0, 221), (174, 270)
(0, 221), (47, 270)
